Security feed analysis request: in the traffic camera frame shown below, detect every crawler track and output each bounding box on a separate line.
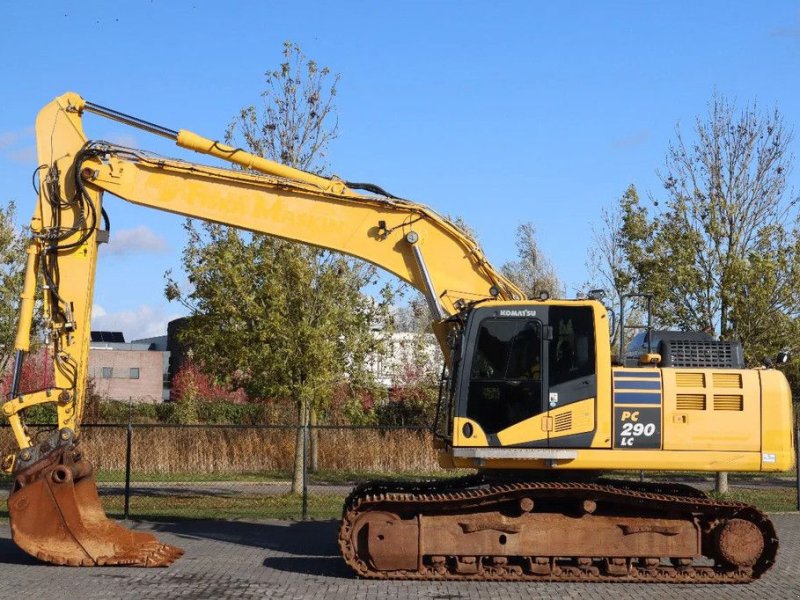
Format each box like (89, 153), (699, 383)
(338, 475), (778, 583)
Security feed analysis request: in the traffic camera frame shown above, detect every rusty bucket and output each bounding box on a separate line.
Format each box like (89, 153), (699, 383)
(7, 434), (183, 567)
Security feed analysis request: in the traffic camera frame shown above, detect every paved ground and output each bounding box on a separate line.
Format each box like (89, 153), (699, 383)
(1, 514), (799, 599)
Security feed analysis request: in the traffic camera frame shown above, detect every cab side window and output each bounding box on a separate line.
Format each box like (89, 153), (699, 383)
(549, 306), (595, 386)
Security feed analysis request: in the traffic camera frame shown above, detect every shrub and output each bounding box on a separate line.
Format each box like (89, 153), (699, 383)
(171, 362), (248, 405)
(374, 352), (439, 427)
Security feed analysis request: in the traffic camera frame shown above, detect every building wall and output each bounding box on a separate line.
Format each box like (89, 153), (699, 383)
(88, 349), (164, 403)
(366, 332), (442, 388)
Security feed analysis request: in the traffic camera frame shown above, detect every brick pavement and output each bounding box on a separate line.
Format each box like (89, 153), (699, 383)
(0, 515), (798, 599)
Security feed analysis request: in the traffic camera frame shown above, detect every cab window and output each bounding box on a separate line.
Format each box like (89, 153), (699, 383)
(466, 319), (542, 435)
(549, 306), (595, 386)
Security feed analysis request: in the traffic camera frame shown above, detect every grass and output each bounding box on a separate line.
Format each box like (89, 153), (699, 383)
(0, 492), (346, 521)
(84, 468), (470, 484)
(707, 487), (798, 513)
(111, 493), (346, 520)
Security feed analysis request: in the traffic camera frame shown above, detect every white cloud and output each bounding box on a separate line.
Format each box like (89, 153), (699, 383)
(0, 127), (33, 150)
(1, 127), (35, 163)
(103, 225), (169, 256)
(0, 132), (17, 150)
(8, 146), (37, 164)
(91, 304), (181, 341)
(107, 133), (138, 148)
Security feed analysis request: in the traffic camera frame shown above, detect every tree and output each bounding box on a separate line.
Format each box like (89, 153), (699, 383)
(166, 42), (388, 492)
(0, 201), (28, 373)
(502, 222), (563, 299)
(223, 42), (340, 172)
(617, 94), (798, 493)
(620, 94), (797, 345)
(586, 186), (647, 354)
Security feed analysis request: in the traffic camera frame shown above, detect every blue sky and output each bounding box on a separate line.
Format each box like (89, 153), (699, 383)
(1, 1), (799, 340)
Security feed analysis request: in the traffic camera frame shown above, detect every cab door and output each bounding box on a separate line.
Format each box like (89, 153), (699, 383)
(545, 306), (598, 448)
(462, 314), (548, 447)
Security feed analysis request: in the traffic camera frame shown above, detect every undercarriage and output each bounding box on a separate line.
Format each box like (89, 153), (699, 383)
(338, 474), (778, 583)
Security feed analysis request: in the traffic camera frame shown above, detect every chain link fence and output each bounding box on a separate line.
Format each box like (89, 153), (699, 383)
(1, 423), (444, 521)
(1, 423), (799, 520)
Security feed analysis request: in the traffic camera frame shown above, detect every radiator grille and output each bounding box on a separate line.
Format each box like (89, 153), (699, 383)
(660, 340), (745, 368)
(713, 373), (742, 388)
(714, 395), (744, 411)
(554, 412), (572, 432)
(676, 394), (706, 410)
(676, 372), (705, 388)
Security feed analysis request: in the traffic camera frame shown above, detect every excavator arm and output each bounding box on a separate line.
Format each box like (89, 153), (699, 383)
(8, 92), (523, 449)
(3, 92), (522, 567)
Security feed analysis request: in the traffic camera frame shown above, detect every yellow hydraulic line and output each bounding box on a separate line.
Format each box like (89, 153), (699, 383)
(77, 93), (524, 303)
(175, 130), (349, 195)
(13, 241), (39, 352)
(78, 92), (524, 309)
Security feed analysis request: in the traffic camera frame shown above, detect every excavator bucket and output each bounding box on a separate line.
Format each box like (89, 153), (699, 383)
(7, 436), (183, 567)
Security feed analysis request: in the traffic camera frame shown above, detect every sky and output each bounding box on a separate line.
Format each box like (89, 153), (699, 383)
(1, 1), (799, 341)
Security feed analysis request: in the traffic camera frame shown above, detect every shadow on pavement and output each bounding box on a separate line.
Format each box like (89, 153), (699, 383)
(0, 536), (41, 566)
(151, 519), (353, 578)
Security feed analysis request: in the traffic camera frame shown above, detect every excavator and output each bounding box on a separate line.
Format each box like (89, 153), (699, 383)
(2, 92), (794, 582)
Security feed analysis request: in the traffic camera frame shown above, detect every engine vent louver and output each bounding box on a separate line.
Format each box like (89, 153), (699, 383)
(713, 373), (742, 388)
(714, 395), (744, 411)
(676, 372), (705, 388)
(676, 394), (706, 410)
(554, 412), (572, 432)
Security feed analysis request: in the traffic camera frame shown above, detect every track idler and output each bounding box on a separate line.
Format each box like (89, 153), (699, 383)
(7, 429), (183, 567)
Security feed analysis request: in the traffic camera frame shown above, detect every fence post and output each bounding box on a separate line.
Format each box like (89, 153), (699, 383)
(302, 422), (309, 521)
(796, 428), (799, 512)
(123, 400), (133, 520)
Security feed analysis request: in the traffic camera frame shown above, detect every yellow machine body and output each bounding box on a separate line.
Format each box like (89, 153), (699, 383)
(2, 92), (795, 571)
(438, 300), (794, 472)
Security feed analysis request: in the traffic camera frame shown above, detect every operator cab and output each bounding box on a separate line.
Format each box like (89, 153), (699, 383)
(436, 302), (602, 449)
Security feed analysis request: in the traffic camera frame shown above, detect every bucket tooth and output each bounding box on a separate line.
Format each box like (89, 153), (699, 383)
(8, 439), (182, 567)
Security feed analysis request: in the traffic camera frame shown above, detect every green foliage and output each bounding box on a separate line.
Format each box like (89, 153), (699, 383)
(164, 42), (392, 490)
(165, 42), (389, 420)
(18, 402), (57, 424)
(173, 378), (200, 425)
(167, 225), (389, 408)
(374, 387), (437, 427)
(77, 398), (294, 425)
(327, 382), (383, 425)
(0, 201), (28, 372)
